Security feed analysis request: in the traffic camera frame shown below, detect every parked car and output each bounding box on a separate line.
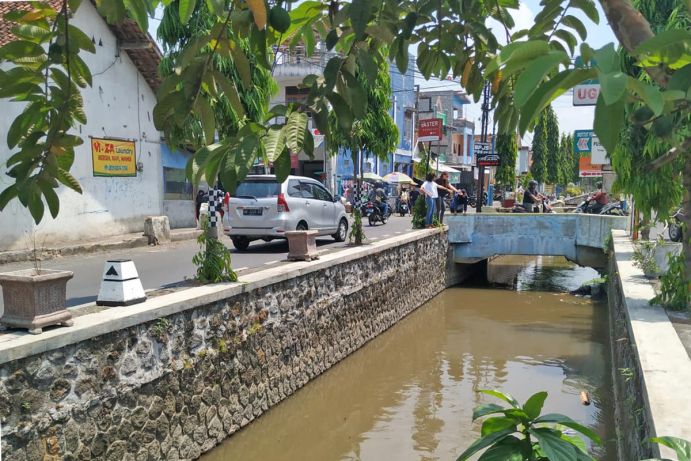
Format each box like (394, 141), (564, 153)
(223, 175), (349, 251)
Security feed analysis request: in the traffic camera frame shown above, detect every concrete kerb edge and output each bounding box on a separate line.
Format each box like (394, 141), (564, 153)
(610, 229), (691, 452)
(0, 229), (202, 265)
(0, 227), (440, 365)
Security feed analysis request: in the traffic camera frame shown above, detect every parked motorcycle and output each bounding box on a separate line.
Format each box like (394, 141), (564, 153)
(361, 201), (390, 226)
(396, 199), (409, 217)
(573, 199), (626, 215)
(668, 208), (684, 242)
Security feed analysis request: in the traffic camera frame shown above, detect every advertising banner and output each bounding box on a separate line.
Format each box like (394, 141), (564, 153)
(573, 130), (602, 177)
(417, 118), (443, 142)
(91, 138), (137, 177)
(573, 83), (600, 106)
(475, 142), (499, 166)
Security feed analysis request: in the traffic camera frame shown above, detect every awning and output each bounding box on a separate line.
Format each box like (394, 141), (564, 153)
(412, 156), (462, 173)
(161, 144), (192, 169)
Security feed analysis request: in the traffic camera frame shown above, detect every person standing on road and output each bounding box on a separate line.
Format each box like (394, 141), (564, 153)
(421, 173), (439, 227)
(409, 185), (420, 210)
(434, 172), (456, 224)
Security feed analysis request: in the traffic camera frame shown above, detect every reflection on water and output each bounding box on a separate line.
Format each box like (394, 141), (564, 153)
(203, 256), (615, 461)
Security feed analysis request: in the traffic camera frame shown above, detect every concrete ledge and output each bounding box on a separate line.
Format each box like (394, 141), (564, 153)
(0, 228), (202, 264)
(0, 228), (441, 365)
(611, 229), (691, 458)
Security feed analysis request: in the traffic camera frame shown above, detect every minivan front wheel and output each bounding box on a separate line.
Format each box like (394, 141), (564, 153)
(231, 237), (250, 251)
(333, 218), (348, 242)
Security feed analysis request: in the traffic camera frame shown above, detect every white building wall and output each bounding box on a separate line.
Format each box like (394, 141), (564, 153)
(0, 1), (163, 250)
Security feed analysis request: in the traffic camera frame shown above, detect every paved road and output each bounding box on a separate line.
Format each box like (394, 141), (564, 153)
(0, 215), (415, 312)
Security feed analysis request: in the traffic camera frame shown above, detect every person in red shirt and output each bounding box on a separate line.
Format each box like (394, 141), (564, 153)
(587, 182), (609, 213)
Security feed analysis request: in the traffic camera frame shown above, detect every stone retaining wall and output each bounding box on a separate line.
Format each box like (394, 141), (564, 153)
(0, 230), (462, 460)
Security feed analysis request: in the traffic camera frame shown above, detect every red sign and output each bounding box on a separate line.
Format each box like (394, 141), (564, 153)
(417, 118), (443, 142)
(573, 84), (600, 106)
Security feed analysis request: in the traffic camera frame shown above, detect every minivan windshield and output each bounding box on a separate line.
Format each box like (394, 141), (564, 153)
(235, 180), (280, 198)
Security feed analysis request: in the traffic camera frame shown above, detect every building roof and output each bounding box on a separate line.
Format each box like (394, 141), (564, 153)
(0, 1), (161, 92)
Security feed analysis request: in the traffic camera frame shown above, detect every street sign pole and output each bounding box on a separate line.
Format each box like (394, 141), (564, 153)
(477, 83), (491, 213)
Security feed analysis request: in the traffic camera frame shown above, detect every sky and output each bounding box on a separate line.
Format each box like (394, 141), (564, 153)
(147, 1), (618, 143)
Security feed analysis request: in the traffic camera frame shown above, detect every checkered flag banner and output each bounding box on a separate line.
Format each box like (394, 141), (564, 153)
(353, 183), (362, 208)
(208, 188), (223, 227)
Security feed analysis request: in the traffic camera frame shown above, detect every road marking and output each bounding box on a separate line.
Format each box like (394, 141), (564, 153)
(382, 234), (390, 237)
(395, 231), (402, 234)
(264, 260), (280, 265)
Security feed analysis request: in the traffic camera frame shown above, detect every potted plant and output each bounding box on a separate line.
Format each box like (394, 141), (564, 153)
(0, 234), (73, 334)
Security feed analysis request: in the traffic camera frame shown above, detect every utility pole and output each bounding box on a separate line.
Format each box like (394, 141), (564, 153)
(476, 83), (491, 213)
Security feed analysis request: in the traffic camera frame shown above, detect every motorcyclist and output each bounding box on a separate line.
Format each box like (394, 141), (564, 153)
(397, 187), (410, 214)
(587, 182), (609, 213)
(522, 180), (542, 212)
(369, 183), (388, 218)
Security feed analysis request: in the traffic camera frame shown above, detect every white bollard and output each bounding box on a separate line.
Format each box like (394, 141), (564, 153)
(96, 259), (147, 306)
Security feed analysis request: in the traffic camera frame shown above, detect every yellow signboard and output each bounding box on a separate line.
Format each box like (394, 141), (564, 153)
(91, 138), (137, 177)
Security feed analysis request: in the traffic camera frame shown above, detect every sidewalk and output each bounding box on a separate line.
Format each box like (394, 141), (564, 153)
(0, 227), (201, 265)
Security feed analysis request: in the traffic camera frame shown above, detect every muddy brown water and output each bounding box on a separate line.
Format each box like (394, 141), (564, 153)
(203, 256), (616, 461)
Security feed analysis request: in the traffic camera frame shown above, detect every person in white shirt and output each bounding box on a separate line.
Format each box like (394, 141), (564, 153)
(421, 173), (439, 227)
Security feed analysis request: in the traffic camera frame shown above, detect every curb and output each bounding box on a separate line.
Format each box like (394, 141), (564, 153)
(0, 229), (202, 265)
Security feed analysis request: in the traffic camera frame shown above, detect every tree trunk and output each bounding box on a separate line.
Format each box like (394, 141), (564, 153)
(598, 0), (669, 88)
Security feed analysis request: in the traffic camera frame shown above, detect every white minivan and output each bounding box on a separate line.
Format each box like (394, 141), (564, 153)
(223, 175), (349, 251)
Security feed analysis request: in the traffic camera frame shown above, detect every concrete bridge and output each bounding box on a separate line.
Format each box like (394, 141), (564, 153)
(447, 214), (628, 267)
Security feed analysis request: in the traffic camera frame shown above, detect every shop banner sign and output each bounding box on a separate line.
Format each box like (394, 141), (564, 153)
(417, 118), (443, 142)
(573, 130), (602, 177)
(475, 142), (499, 166)
(92, 138), (137, 177)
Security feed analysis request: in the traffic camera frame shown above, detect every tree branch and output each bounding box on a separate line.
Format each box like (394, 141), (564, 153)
(646, 137), (691, 172)
(598, 0), (669, 88)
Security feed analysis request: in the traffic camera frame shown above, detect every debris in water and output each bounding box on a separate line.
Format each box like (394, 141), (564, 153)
(580, 391), (590, 406)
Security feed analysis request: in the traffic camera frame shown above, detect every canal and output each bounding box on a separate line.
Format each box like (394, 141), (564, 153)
(203, 256), (616, 460)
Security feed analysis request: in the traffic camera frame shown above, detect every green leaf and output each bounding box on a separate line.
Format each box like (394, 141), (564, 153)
(123, 0), (149, 32)
(264, 126), (286, 162)
(555, 29), (577, 55)
(229, 42), (251, 86)
(481, 416), (517, 436)
(627, 78), (664, 116)
(649, 437), (691, 461)
(57, 167), (82, 193)
(598, 71), (627, 105)
(366, 25), (394, 43)
(571, 0), (599, 23)
(326, 29), (339, 51)
(472, 403), (506, 421)
(178, 0), (197, 25)
(350, 0), (370, 39)
(0, 40), (46, 60)
(213, 71), (245, 117)
(479, 390), (520, 408)
(534, 414), (602, 444)
(38, 180), (59, 218)
(668, 64), (691, 92)
(396, 38), (409, 74)
(634, 29), (691, 69)
(285, 111), (308, 152)
(593, 93), (624, 153)
(327, 93), (353, 132)
(518, 68), (595, 134)
(514, 52), (568, 107)
(27, 189), (45, 224)
(0, 185), (18, 211)
(477, 436), (525, 461)
(206, 0), (225, 17)
(562, 15), (587, 41)
(593, 44), (619, 73)
(273, 149), (291, 183)
(523, 391), (548, 419)
(196, 97), (216, 143)
(530, 428), (578, 461)
(456, 429), (514, 461)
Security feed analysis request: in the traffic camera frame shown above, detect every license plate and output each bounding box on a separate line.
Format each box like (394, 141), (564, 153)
(242, 208), (262, 216)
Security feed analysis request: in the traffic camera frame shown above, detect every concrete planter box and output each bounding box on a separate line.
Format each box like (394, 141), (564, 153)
(501, 198), (515, 208)
(0, 269), (74, 334)
(285, 230), (319, 261)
